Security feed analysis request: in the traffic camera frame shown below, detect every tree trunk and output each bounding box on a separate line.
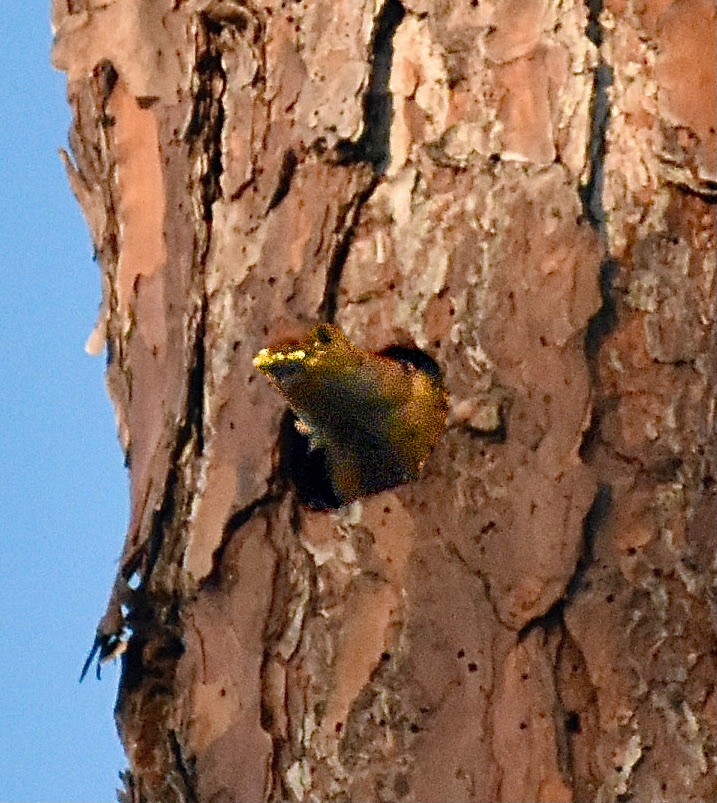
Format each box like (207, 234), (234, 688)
(53, 1), (715, 801)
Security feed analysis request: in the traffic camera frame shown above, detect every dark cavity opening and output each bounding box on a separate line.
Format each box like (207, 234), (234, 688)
(281, 411), (342, 510)
(379, 344), (442, 381)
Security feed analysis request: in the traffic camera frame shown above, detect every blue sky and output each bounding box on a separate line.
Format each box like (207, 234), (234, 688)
(0, 6), (128, 801)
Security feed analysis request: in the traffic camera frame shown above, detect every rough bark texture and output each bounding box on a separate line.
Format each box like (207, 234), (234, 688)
(54, 0), (716, 801)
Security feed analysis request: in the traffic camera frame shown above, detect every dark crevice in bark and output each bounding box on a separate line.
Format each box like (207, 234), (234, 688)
(143, 17), (230, 584)
(664, 174), (717, 202)
(169, 729), (198, 803)
(335, 0), (405, 172)
(94, 59), (119, 107)
(321, 1), (404, 320)
(569, 0), (614, 644)
(141, 0), (227, 718)
(320, 0), (406, 320)
(320, 178), (379, 322)
(143, 15), (229, 583)
(266, 148), (298, 212)
(113, 596), (189, 800)
(518, 485), (612, 642)
(516, 484), (612, 792)
(515, 488), (609, 803)
(580, 0), (611, 232)
(580, 257), (620, 463)
(201, 493), (279, 589)
(185, 15), (227, 218)
(261, 497), (319, 800)
(114, 20), (227, 802)
(142, 305), (208, 584)
(565, 484), (611, 597)
(460, 416), (507, 443)
(584, 258), (619, 361)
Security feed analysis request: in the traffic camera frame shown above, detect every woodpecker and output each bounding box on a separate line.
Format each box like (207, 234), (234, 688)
(253, 323), (448, 507)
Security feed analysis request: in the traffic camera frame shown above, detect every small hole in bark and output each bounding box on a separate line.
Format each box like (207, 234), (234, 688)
(468, 662), (477, 672)
(653, 455), (683, 480)
(260, 704), (274, 729)
(137, 95), (159, 109)
(335, 722), (343, 733)
(565, 711), (581, 733)
(606, 593), (615, 603)
(519, 721), (528, 730)
(627, 547), (636, 555)
(457, 649), (465, 658)
(381, 652), (391, 661)
(394, 774), (410, 798)
(521, 672), (529, 680)
(409, 723), (420, 733)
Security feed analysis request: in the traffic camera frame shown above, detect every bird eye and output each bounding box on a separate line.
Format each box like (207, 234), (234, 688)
(315, 325), (333, 345)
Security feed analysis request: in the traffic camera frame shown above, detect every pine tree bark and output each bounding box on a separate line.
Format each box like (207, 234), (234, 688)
(54, 1), (715, 801)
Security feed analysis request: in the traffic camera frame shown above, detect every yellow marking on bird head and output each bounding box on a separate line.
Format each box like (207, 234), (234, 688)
(253, 347), (306, 370)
